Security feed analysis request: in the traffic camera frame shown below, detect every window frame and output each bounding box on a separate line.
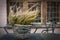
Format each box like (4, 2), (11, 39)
(46, 2), (59, 24)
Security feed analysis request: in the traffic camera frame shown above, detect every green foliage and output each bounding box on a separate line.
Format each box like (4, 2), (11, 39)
(8, 10), (38, 25)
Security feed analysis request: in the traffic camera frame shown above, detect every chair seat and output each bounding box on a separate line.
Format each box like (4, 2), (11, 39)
(16, 28), (30, 34)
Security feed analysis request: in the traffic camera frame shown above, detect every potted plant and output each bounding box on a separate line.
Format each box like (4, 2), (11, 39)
(8, 4), (39, 39)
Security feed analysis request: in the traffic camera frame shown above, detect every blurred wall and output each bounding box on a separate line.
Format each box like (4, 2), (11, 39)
(0, 0), (7, 27)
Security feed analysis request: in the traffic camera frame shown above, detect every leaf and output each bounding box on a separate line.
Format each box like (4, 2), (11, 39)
(8, 8), (38, 24)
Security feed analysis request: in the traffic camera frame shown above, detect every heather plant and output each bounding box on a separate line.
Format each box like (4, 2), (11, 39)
(8, 9), (38, 25)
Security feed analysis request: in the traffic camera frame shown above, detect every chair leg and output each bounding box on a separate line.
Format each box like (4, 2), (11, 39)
(4, 28), (9, 34)
(34, 28), (37, 33)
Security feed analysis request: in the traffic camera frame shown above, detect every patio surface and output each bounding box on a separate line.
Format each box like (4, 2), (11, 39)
(0, 33), (44, 40)
(0, 33), (60, 40)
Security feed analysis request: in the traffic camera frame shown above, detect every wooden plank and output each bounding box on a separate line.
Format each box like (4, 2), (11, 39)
(41, 1), (47, 25)
(58, 3), (60, 22)
(23, 0), (28, 11)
